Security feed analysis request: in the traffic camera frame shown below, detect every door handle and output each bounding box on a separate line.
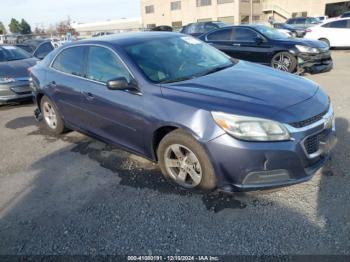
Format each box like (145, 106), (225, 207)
(83, 91), (94, 101)
(232, 43), (241, 46)
(49, 81), (57, 87)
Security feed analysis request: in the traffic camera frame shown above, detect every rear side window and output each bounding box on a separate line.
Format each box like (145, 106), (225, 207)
(286, 19), (295, 24)
(35, 42), (54, 59)
(204, 23), (218, 33)
(0, 49), (6, 62)
(52, 47), (86, 76)
(86, 46), (131, 84)
(323, 20), (348, 28)
(232, 28), (258, 41)
(207, 28), (232, 41)
(295, 18), (306, 24)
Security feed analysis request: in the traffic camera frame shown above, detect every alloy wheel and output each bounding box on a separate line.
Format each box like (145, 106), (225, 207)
(164, 144), (202, 188)
(43, 101), (57, 129)
(272, 53), (292, 72)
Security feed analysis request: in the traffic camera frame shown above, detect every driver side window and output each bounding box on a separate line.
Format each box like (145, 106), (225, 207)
(86, 46), (131, 84)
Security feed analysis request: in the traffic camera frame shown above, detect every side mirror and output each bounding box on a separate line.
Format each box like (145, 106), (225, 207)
(107, 77), (139, 93)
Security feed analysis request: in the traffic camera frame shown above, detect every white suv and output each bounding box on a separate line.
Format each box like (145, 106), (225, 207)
(304, 18), (350, 47)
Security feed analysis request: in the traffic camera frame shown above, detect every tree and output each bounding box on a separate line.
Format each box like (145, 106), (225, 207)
(56, 17), (76, 36)
(9, 18), (21, 33)
(0, 21), (6, 34)
(20, 19), (31, 34)
(34, 26), (45, 35)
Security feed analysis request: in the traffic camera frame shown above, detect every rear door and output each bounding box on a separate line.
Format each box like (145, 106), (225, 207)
(327, 19), (350, 46)
(231, 27), (273, 64)
(48, 46), (89, 128)
(78, 45), (145, 154)
(205, 28), (236, 57)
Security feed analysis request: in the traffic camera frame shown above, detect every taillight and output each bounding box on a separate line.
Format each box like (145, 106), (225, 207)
(305, 29), (312, 33)
(27, 67), (32, 74)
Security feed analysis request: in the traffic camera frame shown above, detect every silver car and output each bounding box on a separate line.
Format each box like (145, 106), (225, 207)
(0, 45), (38, 105)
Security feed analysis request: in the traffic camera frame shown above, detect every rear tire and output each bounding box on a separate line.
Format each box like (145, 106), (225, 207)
(319, 38), (330, 47)
(40, 96), (65, 135)
(271, 52), (297, 73)
(157, 130), (216, 191)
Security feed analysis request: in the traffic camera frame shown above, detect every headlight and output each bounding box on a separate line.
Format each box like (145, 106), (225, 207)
(211, 112), (290, 141)
(0, 77), (15, 84)
(295, 45), (319, 54)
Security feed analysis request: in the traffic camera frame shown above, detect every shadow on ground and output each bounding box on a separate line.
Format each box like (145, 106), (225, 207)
(0, 116), (349, 255)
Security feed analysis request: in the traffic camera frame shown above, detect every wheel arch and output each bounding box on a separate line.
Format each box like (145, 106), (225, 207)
(151, 124), (202, 161)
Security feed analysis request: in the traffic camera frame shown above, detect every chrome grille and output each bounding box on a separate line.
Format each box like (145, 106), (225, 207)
(289, 109), (328, 128)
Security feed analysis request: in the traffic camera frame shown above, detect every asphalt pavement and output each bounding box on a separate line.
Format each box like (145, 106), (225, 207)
(0, 51), (349, 255)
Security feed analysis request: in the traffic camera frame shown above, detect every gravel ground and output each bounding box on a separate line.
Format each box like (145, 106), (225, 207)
(0, 51), (349, 256)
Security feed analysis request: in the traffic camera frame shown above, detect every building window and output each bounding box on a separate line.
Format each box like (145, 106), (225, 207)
(301, 12), (308, 17)
(197, 0), (212, 7)
(217, 0), (234, 4)
(253, 15), (260, 22)
(292, 12), (298, 18)
(197, 18), (213, 22)
(253, 0), (260, 3)
(218, 16), (235, 24)
(145, 5), (154, 14)
(240, 0), (249, 3)
(172, 21), (183, 28)
(171, 1), (181, 10)
(241, 15), (250, 24)
(147, 24), (156, 29)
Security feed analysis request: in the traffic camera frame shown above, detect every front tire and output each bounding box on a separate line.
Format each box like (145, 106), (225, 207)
(157, 130), (216, 191)
(271, 52), (297, 73)
(40, 96), (65, 135)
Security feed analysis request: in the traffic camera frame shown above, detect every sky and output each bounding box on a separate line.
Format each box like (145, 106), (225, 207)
(0, 0), (141, 29)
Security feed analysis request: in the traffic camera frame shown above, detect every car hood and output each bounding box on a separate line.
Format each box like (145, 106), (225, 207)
(276, 37), (327, 49)
(160, 61), (321, 121)
(0, 57), (38, 78)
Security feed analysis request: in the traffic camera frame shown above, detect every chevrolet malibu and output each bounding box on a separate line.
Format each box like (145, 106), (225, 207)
(30, 32), (336, 193)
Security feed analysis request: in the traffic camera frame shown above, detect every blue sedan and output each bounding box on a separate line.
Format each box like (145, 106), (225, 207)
(30, 32), (336, 193)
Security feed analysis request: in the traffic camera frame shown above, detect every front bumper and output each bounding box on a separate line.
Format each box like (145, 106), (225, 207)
(0, 80), (33, 104)
(298, 51), (333, 74)
(204, 108), (336, 192)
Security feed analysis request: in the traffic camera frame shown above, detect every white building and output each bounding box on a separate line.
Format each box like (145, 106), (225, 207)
(72, 18), (142, 37)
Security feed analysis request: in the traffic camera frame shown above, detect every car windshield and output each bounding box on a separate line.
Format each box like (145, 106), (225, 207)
(254, 25), (289, 40)
(0, 46), (32, 62)
(124, 36), (235, 83)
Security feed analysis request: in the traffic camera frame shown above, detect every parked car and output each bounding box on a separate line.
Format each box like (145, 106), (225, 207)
(151, 25), (173, 32)
(286, 17), (322, 29)
(180, 22), (227, 37)
(316, 16), (329, 22)
(16, 39), (59, 60)
(200, 25), (333, 74)
(92, 32), (114, 37)
(0, 45), (38, 105)
(340, 11), (350, 18)
(273, 23), (306, 37)
(30, 32), (336, 193)
(304, 18), (350, 47)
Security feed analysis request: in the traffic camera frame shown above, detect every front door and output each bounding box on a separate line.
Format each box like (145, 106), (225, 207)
(79, 45), (145, 154)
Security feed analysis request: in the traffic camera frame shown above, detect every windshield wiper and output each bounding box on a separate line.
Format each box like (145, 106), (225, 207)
(159, 76), (195, 84)
(159, 63), (234, 84)
(196, 63), (234, 77)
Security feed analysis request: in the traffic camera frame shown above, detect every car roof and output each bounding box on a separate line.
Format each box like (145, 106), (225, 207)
(319, 17), (350, 25)
(75, 32), (184, 47)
